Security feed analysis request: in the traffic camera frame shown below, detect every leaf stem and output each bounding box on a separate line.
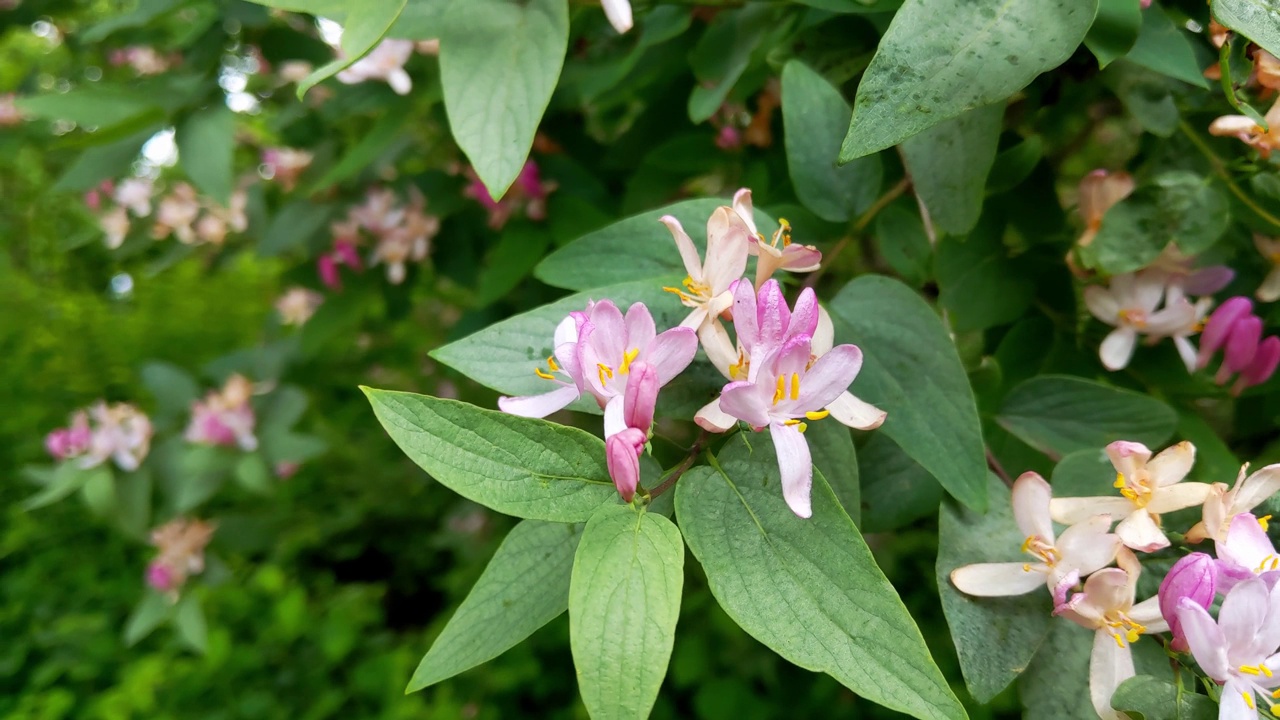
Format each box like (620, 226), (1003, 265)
(1179, 121), (1280, 231)
(647, 429), (712, 500)
(986, 447), (1013, 488)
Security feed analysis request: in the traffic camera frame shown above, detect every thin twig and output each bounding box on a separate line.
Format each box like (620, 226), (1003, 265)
(803, 178), (911, 290)
(1179, 120), (1280, 231)
(986, 447), (1013, 488)
(648, 429), (712, 500)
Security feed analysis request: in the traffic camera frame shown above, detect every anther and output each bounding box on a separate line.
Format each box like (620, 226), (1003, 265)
(790, 373), (800, 400)
(805, 410), (829, 421)
(1261, 515), (1272, 532)
(619, 348), (639, 374)
(773, 375), (785, 405)
(1113, 472), (1126, 489)
(534, 368), (556, 380)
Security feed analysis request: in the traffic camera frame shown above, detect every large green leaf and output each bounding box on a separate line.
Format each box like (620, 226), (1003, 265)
(1127, 4), (1209, 87)
(675, 435), (967, 720)
(935, 216), (1035, 331)
(793, 0), (903, 11)
(1085, 0), (1142, 68)
(840, 0), (1098, 159)
(409, 520), (581, 691)
(177, 105), (236, 207)
(806, 419), (860, 525)
(1017, 618), (1096, 719)
(873, 202), (934, 287)
(439, 0), (568, 198)
(570, 504), (683, 720)
(1214, 0), (1280, 60)
(996, 375), (1178, 459)
(1109, 676), (1218, 720)
(362, 389), (616, 521)
(388, 0), (450, 39)
(827, 275), (988, 511)
(534, 199), (776, 291)
(16, 85), (161, 128)
(900, 103), (1003, 236)
(937, 475), (1051, 703)
(858, 432), (943, 532)
(297, 0), (408, 98)
(781, 60), (882, 223)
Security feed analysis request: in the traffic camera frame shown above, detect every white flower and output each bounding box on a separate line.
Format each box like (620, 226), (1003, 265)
(1084, 270), (1197, 371)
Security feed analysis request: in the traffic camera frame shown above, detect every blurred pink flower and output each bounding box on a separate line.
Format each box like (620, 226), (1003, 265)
(261, 148), (313, 192)
(100, 206), (131, 250)
(147, 518), (216, 595)
(732, 189), (822, 288)
(83, 402), (153, 471)
(275, 287), (324, 326)
(0, 93), (22, 126)
(185, 375), (258, 451)
(336, 39), (414, 95)
(45, 410), (92, 461)
(464, 160), (555, 229)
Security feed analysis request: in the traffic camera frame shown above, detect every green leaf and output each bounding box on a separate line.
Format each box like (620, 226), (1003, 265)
(177, 105), (236, 207)
(1178, 409), (1239, 484)
(174, 594), (208, 654)
(362, 389), (617, 521)
(1106, 61), (1180, 138)
(16, 85), (161, 128)
(996, 375), (1178, 459)
(828, 275), (988, 511)
(676, 435), (966, 720)
(687, 6), (775, 123)
(858, 432), (944, 532)
(23, 463), (112, 511)
(873, 202), (933, 287)
(80, 468), (118, 517)
(1017, 618), (1095, 719)
(1085, 0), (1142, 68)
(439, 0), (568, 197)
(476, 223), (552, 307)
(233, 453), (275, 494)
(793, 0), (903, 11)
(1213, 0), (1280, 61)
(535, 199), (775, 291)
(781, 60), (883, 223)
(141, 361), (200, 427)
(570, 504), (683, 720)
(1110, 675), (1218, 720)
(388, 0), (450, 39)
(1127, 4), (1211, 88)
(988, 136), (1044, 194)
(840, 0), (1098, 159)
(806, 419), (860, 525)
(1079, 171), (1230, 274)
(1050, 448), (1114, 497)
(259, 201), (332, 256)
(901, 103), (1003, 236)
(52, 127), (158, 193)
(124, 591), (175, 646)
(409, 519), (582, 691)
(935, 218), (1035, 331)
(297, 0), (409, 98)
(938, 474), (1051, 703)
(80, 0), (185, 42)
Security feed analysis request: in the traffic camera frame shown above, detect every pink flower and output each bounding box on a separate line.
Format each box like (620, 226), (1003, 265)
(464, 161), (555, 229)
(952, 472), (1122, 596)
(606, 427), (646, 502)
(1210, 97), (1280, 159)
(1197, 297), (1280, 394)
(1188, 463), (1280, 544)
(1177, 578), (1280, 717)
(261, 147), (313, 191)
(0, 93), (23, 126)
(147, 518), (216, 596)
(153, 183), (201, 244)
(83, 402), (153, 471)
(336, 39), (414, 95)
(1158, 552), (1218, 652)
(731, 189), (822, 288)
(1215, 513), (1280, 591)
(498, 300), (697, 438)
(660, 206), (751, 356)
(184, 375), (257, 451)
(45, 411), (92, 461)
(317, 238), (364, 290)
(113, 177), (154, 217)
(146, 561), (175, 592)
(100, 206), (130, 250)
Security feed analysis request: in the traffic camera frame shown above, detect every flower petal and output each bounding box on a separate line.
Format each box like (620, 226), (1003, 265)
(623, 302), (657, 352)
(1116, 508), (1169, 552)
(703, 206), (751, 294)
(1221, 578), (1272, 662)
(1147, 482), (1213, 514)
(1011, 471), (1054, 543)
(1129, 596), (1169, 633)
(497, 384), (579, 418)
(826, 391), (886, 430)
(1218, 679), (1260, 720)
(1049, 496), (1133, 525)
(793, 344), (863, 412)
(718, 380), (771, 428)
(603, 394), (626, 439)
(1089, 628), (1134, 720)
(695, 397), (738, 432)
(812, 305), (835, 356)
(644, 326), (699, 385)
(1145, 299), (1197, 337)
(1259, 266), (1280, 303)
(1057, 514), (1122, 576)
(770, 422), (813, 518)
(1099, 327), (1138, 370)
(699, 321), (738, 380)
(601, 0), (633, 33)
(1177, 598), (1230, 681)
(1236, 464), (1280, 514)
(1106, 440), (1153, 483)
(1218, 514), (1278, 575)
(1146, 441), (1196, 486)
(755, 279), (791, 351)
(949, 563), (1046, 596)
(731, 278), (759, 352)
(1084, 285), (1121, 324)
(660, 215), (703, 281)
(779, 243), (822, 272)
(789, 288), (820, 340)
(731, 188), (758, 236)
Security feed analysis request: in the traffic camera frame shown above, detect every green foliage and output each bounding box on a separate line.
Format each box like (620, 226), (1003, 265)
(1213, 0), (1280, 59)
(1110, 676), (1218, 720)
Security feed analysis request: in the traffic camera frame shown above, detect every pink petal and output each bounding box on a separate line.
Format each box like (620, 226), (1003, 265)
(1218, 680), (1258, 720)
(731, 278), (760, 351)
(789, 288), (820, 340)
(623, 302), (656, 352)
(1200, 297), (1255, 367)
(950, 563), (1047, 596)
(779, 243), (822, 272)
(623, 362), (658, 433)
(718, 381), (771, 428)
(1089, 628), (1135, 720)
(770, 421), (813, 518)
(660, 215), (704, 281)
(1225, 315), (1263, 373)
(1011, 471), (1054, 543)
(1106, 440), (1152, 484)
(606, 429), (644, 502)
(1178, 598), (1230, 681)
(1115, 508), (1169, 552)
(771, 333), (816, 380)
(643, 326), (698, 385)
(497, 384), (580, 418)
(1242, 336), (1280, 388)
(826, 391), (886, 430)
(792, 344), (863, 412)
(703, 206), (750, 294)
(586, 300), (627, 362)
(755, 279), (791, 351)
(1220, 578), (1272, 657)
(1218, 514), (1278, 573)
(1184, 266), (1236, 295)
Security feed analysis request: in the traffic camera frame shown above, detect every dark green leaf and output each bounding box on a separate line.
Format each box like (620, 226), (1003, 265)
(873, 202), (933, 287)
(806, 419), (860, 525)
(52, 127), (157, 193)
(174, 594), (208, 653)
(17, 85), (161, 128)
(901, 103), (1003, 236)
(124, 591), (174, 646)
(259, 201), (332, 256)
(1127, 4), (1211, 88)
(1086, 0), (1142, 68)
(935, 217), (1035, 331)
(1110, 675), (1218, 720)
(687, 6), (775, 123)
(858, 432), (944, 532)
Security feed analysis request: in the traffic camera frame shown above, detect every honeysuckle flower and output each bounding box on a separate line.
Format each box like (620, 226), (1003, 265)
(275, 287), (324, 326)
(336, 39), (414, 95)
(1196, 296), (1280, 394)
(1084, 270), (1197, 371)
(602, 0), (633, 33)
(1152, 244), (1235, 297)
(1254, 235), (1280, 302)
(153, 183), (201, 244)
(45, 410), (92, 461)
(1216, 513), (1280, 590)
(0, 93), (22, 126)
(113, 177), (153, 217)
(1054, 550), (1168, 720)
(100, 205), (130, 249)
(372, 230), (429, 284)
(1177, 578), (1280, 719)
(952, 472), (1121, 596)
(659, 206), (750, 363)
(1051, 441), (1211, 552)
(707, 333), (872, 517)
(1159, 552), (1218, 652)
(498, 300), (697, 438)
(606, 427), (646, 502)
(109, 46), (171, 75)
(185, 375), (257, 451)
(1258, 50), (1280, 90)
(1189, 463), (1280, 544)
(277, 60), (313, 84)
(464, 160), (554, 229)
(1076, 170), (1135, 249)
(731, 188), (822, 288)
(622, 361), (658, 434)
(708, 278), (818, 383)
(147, 518), (216, 595)
(261, 147), (313, 191)
(1210, 97), (1280, 159)
(84, 402), (153, 472)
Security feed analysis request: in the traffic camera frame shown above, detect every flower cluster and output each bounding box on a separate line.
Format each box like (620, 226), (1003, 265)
(45, 402), (153, 471)
(1197, 297), (1280, 395)
(464, 160), (556, 230)
(260, 147), (313, 191)
(500, 189), (883, 517)
(146, 517), (216, 598)
(320, 187), (440, 287)
(90, 177), (249, 249)
(185, 374), (258, 451)
(952, 440), (1280, 719)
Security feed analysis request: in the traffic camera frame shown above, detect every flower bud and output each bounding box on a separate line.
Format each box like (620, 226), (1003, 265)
(1224, 315), (1263, 374)
(623, 362), (658, 434)
(606, 427), (646, 503)
(1242, 336), (1280, 390)
(317, 254), (341, 290)
(1198, 296), (1254, 369)
(146, 561), (175, 592)
(1159, 552), (1218, 652)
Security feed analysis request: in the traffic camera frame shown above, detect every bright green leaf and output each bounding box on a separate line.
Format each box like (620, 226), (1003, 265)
(177, 105), (236, 207)
(1213, 0), (1280, 61)
(439, 0), (568, 198)
(362, 389), (617, 521)
(781, 60), (883, 223)
(676, 435), (967, 720)
(570, 504), (683, 720)
(388, 0), (450, 39)
(124, 591), (175, 646)
(938, 474), (1051, 703)
(996, 375), (1178, 459)
(297, 0), (408, 98)
(409, 519), (581, 691)
(23, 463), (112, 511)
(827, 275), (988, 511)
(840, 0), (1098, 159)
(901, 103), (1003, 236)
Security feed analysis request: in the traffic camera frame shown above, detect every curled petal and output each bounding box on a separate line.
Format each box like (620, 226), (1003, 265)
(660, 215), (703, 281)
(826, 391), (886, 430)
(1146, 441), (1196, 487)
(1011, 471), (1054, 544)
(498, 384), (579, 418)
(623, 362), (658, 433)
(1057, 515), (1122, 576)
(601, 0), (633, 33)
(1115, 508), (1169, 552)
(1099, 327), (1138, 370)
(694, 398), (737, 432)
(1177, 598), (1229, 681)
(779, 243), (822, 272)
(950, 562), (1046, 596)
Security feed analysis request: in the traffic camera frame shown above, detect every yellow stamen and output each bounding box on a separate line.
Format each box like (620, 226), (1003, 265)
(1113, 472), (1126, 489)
(783, 419), (802, 426)
(1112, 633), (1126, 649)
(1241, 665), (1262, 676)
(796, 422), (807, 433)
(728, 350), (748, 380)
(1022, 563), (1032, 572)
(1261, 515), (1272, 532)
(1021, 536), (1034, 553)
(1271, 688), (1280, 699)
(1126, 629), (1141, 643)
(773, 375), (785, 405)
(1245, 692), (1256, 710)
(662, 286), (693, 303)
(534, 367), (556, 380)
(597, 363), (614, 386)
(805, 410), (829, 421)
(790, 373), (800, 400)
(1263, 664), (1274, 678)
(1257, 555), (1280, 573)
(546, 355), (560, 372)
(619, 348), (639, 375)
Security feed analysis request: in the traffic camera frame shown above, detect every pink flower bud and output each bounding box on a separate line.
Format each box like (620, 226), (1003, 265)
(146, 561), (175, 592)
(45, 429), (72, 459)
(334, 239), (362, 271)
(606, 427), (646, 503)
(1241, 336), (1280, 390)
(716, 126), (742, 150)
(1159, 552), (1217, 652)
(1224, 315), (1263, 373)
(623, 362), (658, 433)
(318, 254), (341, 289)
(1199, 296), (1254, 369)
